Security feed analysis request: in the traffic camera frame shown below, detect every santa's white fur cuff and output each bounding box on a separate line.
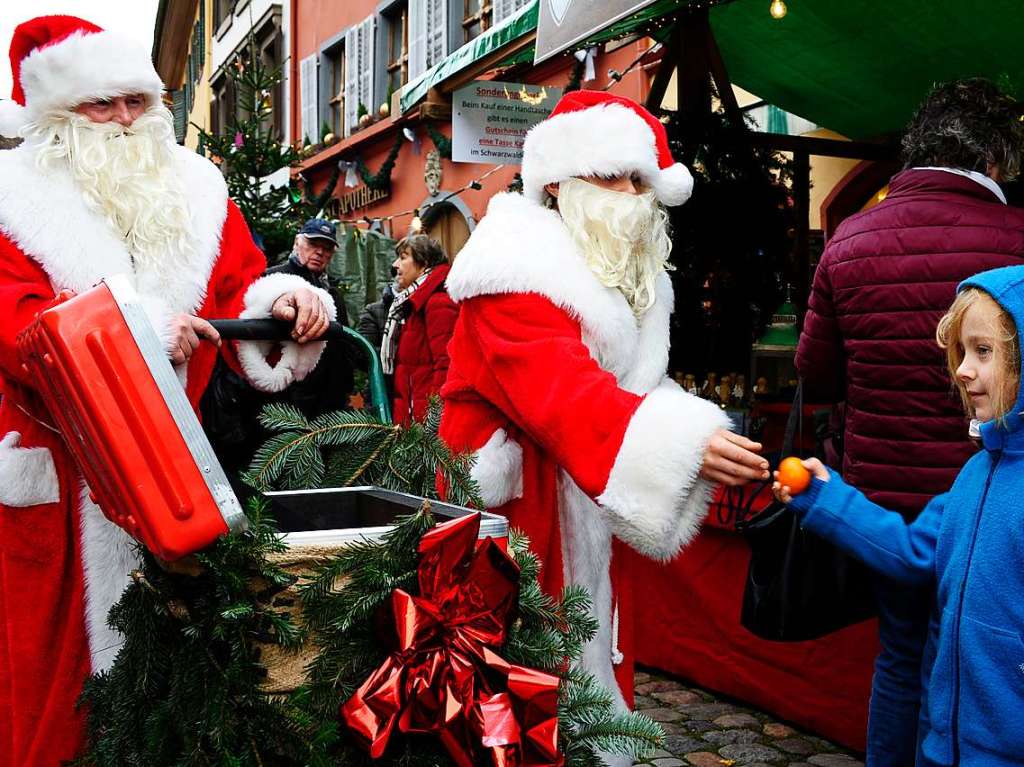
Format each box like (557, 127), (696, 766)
(597, 380), (728, 560)
(237, 273), (336, 392)
(470, 429), (523, 508)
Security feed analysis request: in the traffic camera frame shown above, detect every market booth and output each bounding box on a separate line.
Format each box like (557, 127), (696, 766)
(390, 0), (1024, 752)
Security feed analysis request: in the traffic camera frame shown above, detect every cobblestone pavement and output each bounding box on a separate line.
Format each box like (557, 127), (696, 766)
(632, 669), (865, 767)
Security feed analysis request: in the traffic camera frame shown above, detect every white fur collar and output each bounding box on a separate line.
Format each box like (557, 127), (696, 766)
(447, 192), (672, 394)
(0, 143), (228, 315)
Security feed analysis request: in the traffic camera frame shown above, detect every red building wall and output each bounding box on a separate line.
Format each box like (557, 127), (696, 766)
(289, 0), (654, 237)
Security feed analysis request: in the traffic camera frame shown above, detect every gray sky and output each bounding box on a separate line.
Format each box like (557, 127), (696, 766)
(0, 1), (160, 100)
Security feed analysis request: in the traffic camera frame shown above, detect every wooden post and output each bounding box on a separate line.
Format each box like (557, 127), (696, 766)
(677, 7), (711, 164)
(793, 150), (811, 302)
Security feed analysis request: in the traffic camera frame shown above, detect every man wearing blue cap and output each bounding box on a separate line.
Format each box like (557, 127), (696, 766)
(266, 218), (342, 299)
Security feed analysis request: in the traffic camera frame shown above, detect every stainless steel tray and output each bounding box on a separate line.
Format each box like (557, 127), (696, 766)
(263, 486), (508, 546)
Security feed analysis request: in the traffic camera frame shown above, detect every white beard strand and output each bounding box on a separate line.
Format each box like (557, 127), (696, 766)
(558, 177), (673, 317)
(25, 106), (195, 284)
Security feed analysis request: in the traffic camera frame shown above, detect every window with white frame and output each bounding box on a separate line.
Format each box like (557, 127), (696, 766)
(408, 0), (449, 81)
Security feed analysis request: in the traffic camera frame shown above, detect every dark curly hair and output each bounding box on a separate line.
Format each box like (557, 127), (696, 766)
(395, 234), (447, 268)
(901, 78), (1024, 180)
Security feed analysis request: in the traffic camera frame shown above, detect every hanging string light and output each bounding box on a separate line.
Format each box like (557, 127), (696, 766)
(769, 0), (787, 19)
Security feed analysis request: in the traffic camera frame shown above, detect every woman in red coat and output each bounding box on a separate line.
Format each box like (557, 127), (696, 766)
(381, 235), (457, 425)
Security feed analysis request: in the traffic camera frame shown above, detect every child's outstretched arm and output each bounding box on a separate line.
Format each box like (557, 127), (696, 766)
(773, 458), (942, 585)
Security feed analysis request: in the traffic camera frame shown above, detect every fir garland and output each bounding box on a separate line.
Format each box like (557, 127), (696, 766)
(355, 132), (405, 192)
(424, 122), (452, 160)
(80, 401), (663, 765)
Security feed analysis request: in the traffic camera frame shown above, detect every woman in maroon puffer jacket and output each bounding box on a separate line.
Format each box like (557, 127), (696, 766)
(381, 234), (457, 426)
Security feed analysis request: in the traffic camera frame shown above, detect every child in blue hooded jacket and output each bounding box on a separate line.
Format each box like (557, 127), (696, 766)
(774, 265), (1024, 766)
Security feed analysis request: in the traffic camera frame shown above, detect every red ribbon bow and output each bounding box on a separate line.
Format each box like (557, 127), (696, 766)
(341, 513), (563, 767)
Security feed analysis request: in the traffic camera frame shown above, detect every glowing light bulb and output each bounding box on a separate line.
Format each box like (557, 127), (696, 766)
(770, 0), (787, 18)
(411, 214), (423, 232)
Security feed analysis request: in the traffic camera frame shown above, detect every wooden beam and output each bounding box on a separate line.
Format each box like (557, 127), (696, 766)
(438, 32), (538, 96)
(746, 131), (899, 161)
(677, 8), (711, 163)
(706, 23), (741, 124)
(792, 150), (811, 301)
(152, 0), (200, 89)
(644, 27), (679, 111)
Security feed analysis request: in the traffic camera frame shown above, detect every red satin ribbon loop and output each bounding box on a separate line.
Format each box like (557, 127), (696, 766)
(341, 513), (563, 766)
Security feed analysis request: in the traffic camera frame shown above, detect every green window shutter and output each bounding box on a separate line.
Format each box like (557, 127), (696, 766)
(171, 89), (187, 143)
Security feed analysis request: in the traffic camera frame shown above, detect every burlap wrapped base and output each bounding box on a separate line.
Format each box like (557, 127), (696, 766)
(259, 543), (349, 694)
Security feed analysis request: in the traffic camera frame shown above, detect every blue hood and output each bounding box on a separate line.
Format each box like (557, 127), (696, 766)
(958, 265), (1024, 449)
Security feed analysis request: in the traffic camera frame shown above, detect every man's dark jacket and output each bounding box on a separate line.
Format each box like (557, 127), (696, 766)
(797, 169), (1024, 515)
(201, 255), (353, 474)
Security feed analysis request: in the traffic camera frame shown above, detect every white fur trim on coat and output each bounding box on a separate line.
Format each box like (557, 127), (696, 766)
(19, 30), (164, 121)
(0, 143), (227, 318)
(448, 192), (671, 395)
(521, 102), (692, 207)
(0, 99), (27, 138)
(558, 471), (628, 716)
(237, 273), (337, 393)
(597, 380), (729, 561)
(0, 431), (59, 507)
(78, 481), (140, 672)
(470, 429), (523, 508)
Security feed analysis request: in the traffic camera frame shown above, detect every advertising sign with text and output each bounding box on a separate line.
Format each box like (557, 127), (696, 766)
(452, 80), (563, 165)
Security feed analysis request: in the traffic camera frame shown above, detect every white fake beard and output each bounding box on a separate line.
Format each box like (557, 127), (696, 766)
(558, 177), (673, 316)
(26, 106), (195, 281)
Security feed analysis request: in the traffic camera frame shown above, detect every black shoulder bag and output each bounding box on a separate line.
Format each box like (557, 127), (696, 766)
(736, 382), (876, 641)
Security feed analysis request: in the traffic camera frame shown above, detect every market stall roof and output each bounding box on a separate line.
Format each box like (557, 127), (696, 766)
(711, 0), (1024, 140)
(401, 0), (1024, 141)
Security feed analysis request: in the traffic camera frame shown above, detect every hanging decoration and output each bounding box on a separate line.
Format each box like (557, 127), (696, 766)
(424, 150), (443, 196)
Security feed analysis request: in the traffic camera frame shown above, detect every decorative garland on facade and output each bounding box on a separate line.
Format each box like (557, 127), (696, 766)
(425, 122), (453, 159)
(355, 132), (405, 191)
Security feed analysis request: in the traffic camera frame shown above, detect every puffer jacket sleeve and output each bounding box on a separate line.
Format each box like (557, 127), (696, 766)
(425, 289), (458, 392)
(796, 250), (846, 402)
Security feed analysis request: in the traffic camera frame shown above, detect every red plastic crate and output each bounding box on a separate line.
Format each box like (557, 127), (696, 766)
(17, 277), (246, 560)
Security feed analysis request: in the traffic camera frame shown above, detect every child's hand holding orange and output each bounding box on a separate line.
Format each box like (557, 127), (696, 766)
(772, 457), (830, 503)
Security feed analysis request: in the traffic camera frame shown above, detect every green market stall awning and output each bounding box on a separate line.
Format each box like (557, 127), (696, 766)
(711, 0), (1024, 140)
(401, 0), (1024, 141)
(399, 0), (684, 113)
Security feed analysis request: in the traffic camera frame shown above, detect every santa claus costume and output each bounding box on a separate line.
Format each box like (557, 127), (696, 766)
(0, 17), (333, 765)
(439, 91), (728, 722)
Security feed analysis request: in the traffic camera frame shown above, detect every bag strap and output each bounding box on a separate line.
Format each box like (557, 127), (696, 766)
(781, 380), (803, 456)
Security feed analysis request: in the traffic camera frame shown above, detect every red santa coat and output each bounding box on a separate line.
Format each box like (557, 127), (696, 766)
(0, 143), (333, 766)
(439, 192), (728, 715)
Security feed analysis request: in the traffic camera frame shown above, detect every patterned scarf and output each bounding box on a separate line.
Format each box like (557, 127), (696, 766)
(380, 268), (433, 375)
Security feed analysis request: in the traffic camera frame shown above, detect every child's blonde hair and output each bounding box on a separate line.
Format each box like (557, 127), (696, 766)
(936, 288), (1021, 419)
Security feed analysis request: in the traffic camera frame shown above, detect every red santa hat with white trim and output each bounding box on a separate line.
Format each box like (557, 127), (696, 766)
(520, 89), (694, 207)
(0, 15), (164, 137)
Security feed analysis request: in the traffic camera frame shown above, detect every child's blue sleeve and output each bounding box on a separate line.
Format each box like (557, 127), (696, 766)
(787, 470), (942, 585)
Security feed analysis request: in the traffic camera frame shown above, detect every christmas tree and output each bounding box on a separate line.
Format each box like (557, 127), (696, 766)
(198, 39), (339, 261)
